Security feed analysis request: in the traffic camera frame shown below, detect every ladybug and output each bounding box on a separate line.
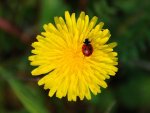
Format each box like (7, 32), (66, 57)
(82, 38), (93, 57)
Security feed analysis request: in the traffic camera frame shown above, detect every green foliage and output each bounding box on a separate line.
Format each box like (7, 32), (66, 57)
(39, 0), (68, 26)
(91, 89), (116, 113)
(116, 71), (150, 108)
(0, 67), (49, 113)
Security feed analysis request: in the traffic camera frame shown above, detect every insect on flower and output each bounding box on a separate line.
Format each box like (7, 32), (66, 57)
(82, 38), (93, 56)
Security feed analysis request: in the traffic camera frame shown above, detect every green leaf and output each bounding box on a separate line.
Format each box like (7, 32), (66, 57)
(39, 0), (68, 27)
(114, 0), (140, 13)
(116, 71), (150, 108)
(90, 89), (116, 113)
(0, 66), (49, 113)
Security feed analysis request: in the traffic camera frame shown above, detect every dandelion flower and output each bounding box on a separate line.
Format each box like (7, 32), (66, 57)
(29, 11), (118, 101)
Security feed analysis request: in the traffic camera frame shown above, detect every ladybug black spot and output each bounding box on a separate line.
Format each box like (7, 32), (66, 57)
(84, 38), (91, 45)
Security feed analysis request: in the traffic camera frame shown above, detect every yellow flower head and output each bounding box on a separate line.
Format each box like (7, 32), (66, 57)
(29, 11), (118, 101)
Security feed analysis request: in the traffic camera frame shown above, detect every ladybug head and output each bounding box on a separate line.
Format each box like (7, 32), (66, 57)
(84, 38), (91, 45)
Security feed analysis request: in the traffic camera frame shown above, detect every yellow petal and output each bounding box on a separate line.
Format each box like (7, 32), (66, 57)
(31, 65), (55, 76)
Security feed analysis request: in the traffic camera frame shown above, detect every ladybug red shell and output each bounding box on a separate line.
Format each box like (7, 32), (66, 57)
(82, 38), (93, 57)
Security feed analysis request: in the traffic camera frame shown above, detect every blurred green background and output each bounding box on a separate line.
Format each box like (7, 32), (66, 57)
(0, 0), (150, 113)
